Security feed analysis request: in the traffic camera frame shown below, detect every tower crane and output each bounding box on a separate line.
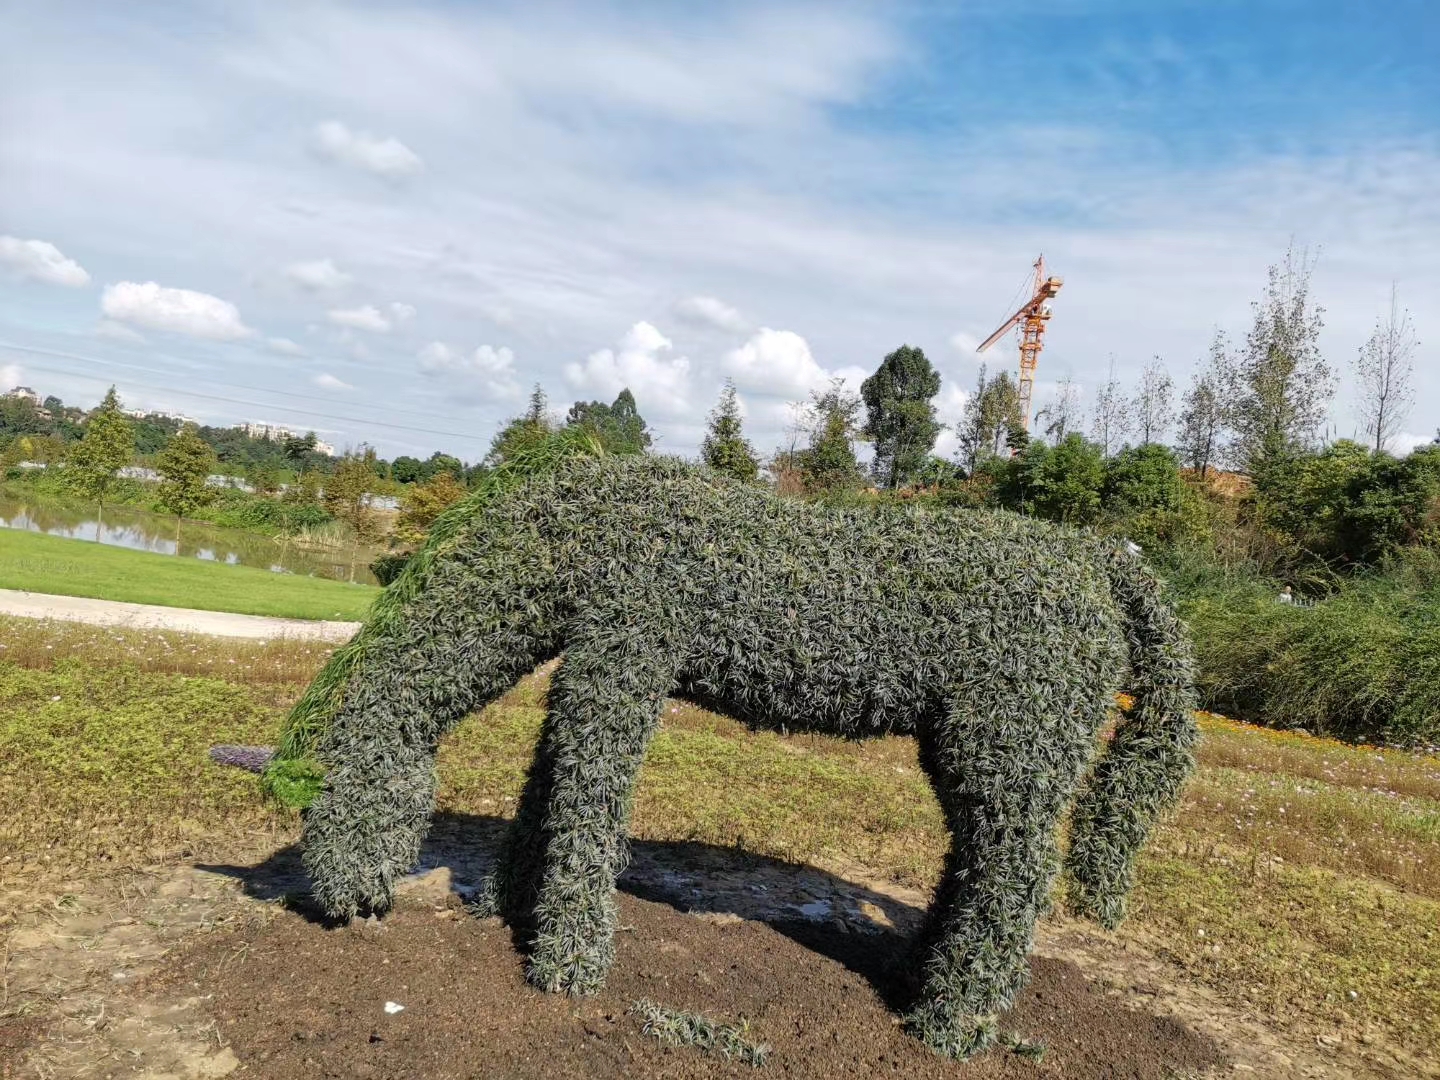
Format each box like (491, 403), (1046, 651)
(976, 255), (1063, 434)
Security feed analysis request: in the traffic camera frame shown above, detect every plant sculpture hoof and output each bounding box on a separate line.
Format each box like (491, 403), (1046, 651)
(526, 953), (608, 997)
(903, 1004), (999, 1060)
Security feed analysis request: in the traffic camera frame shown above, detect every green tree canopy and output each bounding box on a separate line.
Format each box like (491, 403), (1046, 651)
(956, 366), (1021, 473)
(797, 378), (866, 493)
(66, 386), (135, 505)
(566, 388), (652, 455)
(156, 423), (218, 519)
(700, 379), (759, 482)
(861, 344), (943, 489)
(323, 447), (382, 543)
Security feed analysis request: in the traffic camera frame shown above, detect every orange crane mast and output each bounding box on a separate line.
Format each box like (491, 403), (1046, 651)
(976, 255), (1063, 434)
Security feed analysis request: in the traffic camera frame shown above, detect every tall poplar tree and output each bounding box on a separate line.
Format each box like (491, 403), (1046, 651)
(1226, 242), (1333, 476)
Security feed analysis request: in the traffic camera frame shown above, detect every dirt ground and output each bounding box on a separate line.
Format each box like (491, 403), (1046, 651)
(2, 820), (1431, 1079)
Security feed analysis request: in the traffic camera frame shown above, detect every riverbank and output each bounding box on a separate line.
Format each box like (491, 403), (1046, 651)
(0, 529), (379, 621)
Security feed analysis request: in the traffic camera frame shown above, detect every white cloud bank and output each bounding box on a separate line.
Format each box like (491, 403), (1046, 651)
(0, 236), (90, 287)
(313, 120), (423, 179)
(419, 341), (521, 400)
(285, 258), (352, 290)
(723, 327), (829, 398)
(673, 295), (747, 333)
(566, 322), (693, 416)
(100, 281), (252, 340)
(313, 372), (353, 390)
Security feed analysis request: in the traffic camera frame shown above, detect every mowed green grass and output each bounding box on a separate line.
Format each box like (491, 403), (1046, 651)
(2, 615), (1437, 1056)
(0, 528), (378, 621)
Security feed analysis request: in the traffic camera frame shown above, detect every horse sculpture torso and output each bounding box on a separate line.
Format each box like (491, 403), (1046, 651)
(296, 456), (1198, 1059)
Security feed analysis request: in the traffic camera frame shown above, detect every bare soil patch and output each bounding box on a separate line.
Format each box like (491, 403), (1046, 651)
(4, 825), (1428, 1079)
(160, 894), (1220, 1080)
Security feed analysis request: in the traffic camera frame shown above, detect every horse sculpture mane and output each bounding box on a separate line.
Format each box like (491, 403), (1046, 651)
(249, 453), (1198, 1059)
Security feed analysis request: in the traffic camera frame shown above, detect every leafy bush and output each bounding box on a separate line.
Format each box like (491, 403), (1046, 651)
(1178, 547), (1440, 746)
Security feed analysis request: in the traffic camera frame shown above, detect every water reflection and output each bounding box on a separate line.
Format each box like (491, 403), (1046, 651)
(0, 496), (381, 586)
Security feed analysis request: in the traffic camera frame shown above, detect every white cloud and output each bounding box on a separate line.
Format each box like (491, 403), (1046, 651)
(100, 281), (253, 340)
(313, 372), (353, 391)
(673, 295), (747, 333)
(312, 120), (423, 178)
(285, 257), (352, 290)
(328, 304), (392, 332)
(723, 327), (828, 398)
(419, 340), (521, 399)
(0, 236), (90, 287)
(266, 336), (308, 356)
(389, 301), (416, 323)
(566, 322), (693, 416)
(94, 318), (146, 343)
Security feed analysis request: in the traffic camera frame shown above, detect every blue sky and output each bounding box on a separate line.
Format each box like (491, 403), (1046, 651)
(1, 0), (1436, 461)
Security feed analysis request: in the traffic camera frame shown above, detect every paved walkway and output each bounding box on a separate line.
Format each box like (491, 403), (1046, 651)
(0, 588), (362, 641)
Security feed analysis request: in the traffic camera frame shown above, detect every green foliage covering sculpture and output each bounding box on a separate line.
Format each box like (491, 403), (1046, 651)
(261, 446), (1198, 1061)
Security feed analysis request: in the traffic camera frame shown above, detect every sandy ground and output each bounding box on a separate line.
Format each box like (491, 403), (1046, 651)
(0, 589), (362, 641)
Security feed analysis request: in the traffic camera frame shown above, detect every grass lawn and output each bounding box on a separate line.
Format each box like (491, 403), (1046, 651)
(0, 528), (379, 621)
(2, 615), (1437, 1057)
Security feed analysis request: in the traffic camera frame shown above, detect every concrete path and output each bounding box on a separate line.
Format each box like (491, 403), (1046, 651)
(0, 588), (362, 641)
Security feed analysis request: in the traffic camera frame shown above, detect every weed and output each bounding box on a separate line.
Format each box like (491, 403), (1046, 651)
(630, 998), (771, 1067)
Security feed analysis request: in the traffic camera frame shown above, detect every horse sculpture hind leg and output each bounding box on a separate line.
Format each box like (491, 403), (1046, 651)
(902, 663), (1106, 1058)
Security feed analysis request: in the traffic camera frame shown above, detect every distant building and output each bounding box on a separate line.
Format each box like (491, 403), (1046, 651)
(4, 386), (41, 405)
(240, 421), (299, 443)
(313, 439), (338, 457)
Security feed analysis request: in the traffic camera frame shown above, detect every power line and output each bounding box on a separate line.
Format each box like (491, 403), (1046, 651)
(19, 360), (495, 446)
(0, 340), (506, 433)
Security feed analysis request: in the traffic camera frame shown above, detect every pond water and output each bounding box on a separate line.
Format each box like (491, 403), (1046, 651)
(0, 496), (382, 586)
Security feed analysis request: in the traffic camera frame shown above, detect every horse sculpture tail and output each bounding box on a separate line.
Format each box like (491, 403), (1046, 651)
(1064, 547), (1199, 929)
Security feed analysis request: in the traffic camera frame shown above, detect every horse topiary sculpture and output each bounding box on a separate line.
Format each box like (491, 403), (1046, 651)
(261, 452), (1198, 1060)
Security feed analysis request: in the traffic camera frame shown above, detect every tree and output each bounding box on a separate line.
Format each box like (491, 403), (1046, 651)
(424, 451), (465, 481)
(994, 433), (1107, 526)
(392, 472), (468, 548)
(1227, 242), (1334, 475)
(1135, 357), (1174, 445)
(488, 385), (554, 467)
(67, 386), (135, 509)
(1036, 376), (1080, 443)
(155, 423), (218, 520)
(248, 460), (283, 497)
(796, 378), (865, 493)
(323, 447), (381, 543)
(283, 431), (318, 463)
(1, 435), (35, 468)
(701, 379), (760, 482)
(1354, 283), (1418, 454)
(1089, 358), (1133, 458)
(391, 455), (425, 484)
(860, 344), (942, 489)
(1178, 331), (1230, 480)
(956, 365), (1021, 472)
(566, 388), (652, 455)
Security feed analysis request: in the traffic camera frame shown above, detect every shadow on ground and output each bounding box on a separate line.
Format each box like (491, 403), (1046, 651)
(186, 811), (1224, 1079)
(198, 811), (929, 1011)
